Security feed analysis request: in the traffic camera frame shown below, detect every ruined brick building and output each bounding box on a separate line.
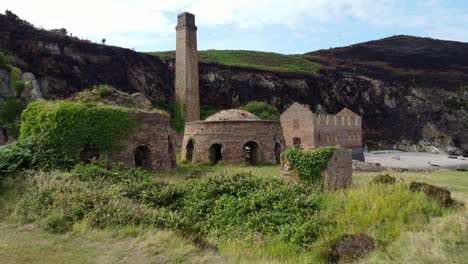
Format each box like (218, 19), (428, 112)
(177, 13), (285, 165)
(182, 109), (285, 164)
(280, 103), (364, 161)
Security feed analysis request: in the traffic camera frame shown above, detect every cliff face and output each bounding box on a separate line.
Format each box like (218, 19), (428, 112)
(1, 12), (467, 155)
(0, 12), (174, 105)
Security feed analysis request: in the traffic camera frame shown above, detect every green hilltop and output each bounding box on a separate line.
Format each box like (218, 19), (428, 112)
(148, 50), (320, 74)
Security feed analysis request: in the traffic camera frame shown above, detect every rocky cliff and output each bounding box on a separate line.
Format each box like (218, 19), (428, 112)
(1, 12), (467, 155)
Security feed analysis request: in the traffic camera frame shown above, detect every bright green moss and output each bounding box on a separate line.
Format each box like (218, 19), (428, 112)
(19, 101), (139, 162)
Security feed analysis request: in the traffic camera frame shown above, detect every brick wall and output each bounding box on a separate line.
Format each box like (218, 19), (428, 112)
(110, 112), (176, 170)
(182, 120), (285, 164)
(175, 12), (200, 122)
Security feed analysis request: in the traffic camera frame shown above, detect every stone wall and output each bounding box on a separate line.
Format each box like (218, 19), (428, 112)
(282, 147), (352, 191)
(110, 112), (176, 170)
(182, 120), (285, 164)
(323, 148), (353, 190)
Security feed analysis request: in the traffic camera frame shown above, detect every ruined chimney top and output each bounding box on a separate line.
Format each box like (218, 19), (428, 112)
(176, 12), (196, 29)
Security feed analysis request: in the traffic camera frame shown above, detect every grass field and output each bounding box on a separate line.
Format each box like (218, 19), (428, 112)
(0, 165), (466, 264)
(149, 50), (320, 73)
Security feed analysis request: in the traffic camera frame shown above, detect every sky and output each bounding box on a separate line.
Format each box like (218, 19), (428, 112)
(1, 0), (467, 54)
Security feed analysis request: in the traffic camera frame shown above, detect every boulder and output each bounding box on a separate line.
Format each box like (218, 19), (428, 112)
(409, 182), (454, 206)
(21, 72), (44, 102)
(325, 233), (376, 263)
(447, 146), (463, 156)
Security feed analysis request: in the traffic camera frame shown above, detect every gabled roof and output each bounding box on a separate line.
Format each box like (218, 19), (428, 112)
(281, 102), (311, 116)
(337, 107), (360, 117)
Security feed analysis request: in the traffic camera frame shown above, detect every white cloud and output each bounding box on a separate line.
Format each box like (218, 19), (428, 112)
(1, 0), (466, 51)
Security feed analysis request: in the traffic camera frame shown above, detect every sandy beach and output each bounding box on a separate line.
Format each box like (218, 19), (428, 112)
(364, 151), (468, 169)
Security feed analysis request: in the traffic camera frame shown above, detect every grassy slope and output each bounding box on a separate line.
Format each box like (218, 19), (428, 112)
(149, 50), (320, 73)
(0, 166), (466, 264)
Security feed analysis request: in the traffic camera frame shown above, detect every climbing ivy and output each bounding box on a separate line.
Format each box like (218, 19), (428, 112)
(19, 101), (139, 163)
(281, 147), (335, 186)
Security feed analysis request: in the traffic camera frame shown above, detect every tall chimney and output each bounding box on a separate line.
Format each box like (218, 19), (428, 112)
(175, 12), (200, 122)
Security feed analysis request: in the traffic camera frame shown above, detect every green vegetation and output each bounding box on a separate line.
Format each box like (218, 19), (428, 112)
(18, 101), (139, 168)
(0, 160), (460, 263)
(0, 98), (24, 139)
(172, 102), (185, 133)
(239, 101), (280, 120)
(0, 52), (9, 70)
(149, 50), (321, 73)
(281, 147), (336, 186)
(200, 105), (218, 120)
(10, 66), (32, 97)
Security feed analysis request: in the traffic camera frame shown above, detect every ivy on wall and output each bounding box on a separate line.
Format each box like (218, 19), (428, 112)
(281, 147), (335, 186)
(19, 101), (139, 162)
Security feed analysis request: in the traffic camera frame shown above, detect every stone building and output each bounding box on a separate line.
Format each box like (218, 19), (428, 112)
(108, 112), (177, 170)
(280, 102), (364, 161)
(175, 12), (200, 122)
(181, 109), (285, 165)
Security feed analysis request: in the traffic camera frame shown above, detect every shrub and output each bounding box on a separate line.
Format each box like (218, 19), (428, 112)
(370, 174), (396, 185)
(180, 173), (323, 246)
(172, 102), (185, 132)
(239, 101), (280, 120)
(281, 147), (335, 186)
(0, 138), (71, 174)
(94, 84), (113, 97)
(19, 101), (139, 167)
(0, 97), (24, 138)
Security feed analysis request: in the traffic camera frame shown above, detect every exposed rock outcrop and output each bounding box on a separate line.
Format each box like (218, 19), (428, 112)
(1, 12), (467, 155)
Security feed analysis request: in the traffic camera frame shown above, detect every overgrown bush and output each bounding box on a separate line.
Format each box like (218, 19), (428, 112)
(239, 101), (280, 120)
(0, 138), (71, 175)
(180, 173), (323, 246)
(281, 147), (335, 186)
(94, 84), (113, 97)
(19, 101), (139, 165)
(13, 163), (448, 260)
(370, 174), (396, 185)
(0, 97), (24, 138)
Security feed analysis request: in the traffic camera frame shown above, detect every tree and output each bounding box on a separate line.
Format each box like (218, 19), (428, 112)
(239, 101), (280, 120)
(102, 39), (106, 45)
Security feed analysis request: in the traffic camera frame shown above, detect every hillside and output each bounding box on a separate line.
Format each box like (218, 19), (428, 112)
(149, 50), (320, 73)
(0, 12), (467, 154)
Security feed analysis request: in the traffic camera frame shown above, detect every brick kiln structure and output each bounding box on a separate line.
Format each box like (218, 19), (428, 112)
(175, 12), (200, 122)
(280, 102), (364, 161)
(80, 112), (176, 170)
(181, 109), (285, 165)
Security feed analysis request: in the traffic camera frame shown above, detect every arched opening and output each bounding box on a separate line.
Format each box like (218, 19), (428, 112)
(186, 139), (194, 162)
(244, 141), (259, 165)
(293, 137), (302, 149)
(209, 143), (223, 164)
(274, 142), (281, 164)
(134, 145), (151, 169)
(79, 146), (100, 163)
